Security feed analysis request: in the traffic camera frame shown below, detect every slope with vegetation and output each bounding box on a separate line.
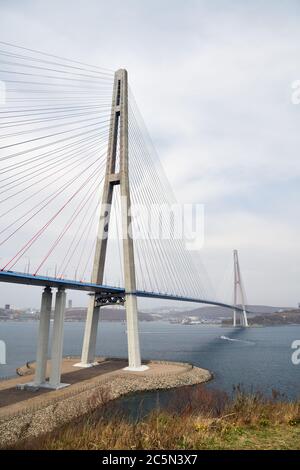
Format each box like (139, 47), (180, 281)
(12, 385), (300, 450)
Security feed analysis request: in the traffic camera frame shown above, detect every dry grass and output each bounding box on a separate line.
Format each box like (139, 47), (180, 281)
(11, 385), (300, 450)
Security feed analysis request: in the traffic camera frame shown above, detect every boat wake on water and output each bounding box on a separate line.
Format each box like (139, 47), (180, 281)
(220, 335), (255, 345)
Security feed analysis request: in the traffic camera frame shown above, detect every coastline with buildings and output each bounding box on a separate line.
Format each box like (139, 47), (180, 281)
(1, 303), (299, 326)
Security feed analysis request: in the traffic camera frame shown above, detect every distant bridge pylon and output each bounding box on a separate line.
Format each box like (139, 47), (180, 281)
(233, 249), (249, 327)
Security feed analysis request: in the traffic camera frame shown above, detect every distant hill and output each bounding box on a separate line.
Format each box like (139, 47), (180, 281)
(64, 307), (154, 322)
(246, 309), (300, 326)
(161, 305), (291, 321)
(1, 304), (294, 323)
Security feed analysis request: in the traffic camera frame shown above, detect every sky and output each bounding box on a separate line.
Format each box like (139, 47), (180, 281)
(0, 0), (299, 308)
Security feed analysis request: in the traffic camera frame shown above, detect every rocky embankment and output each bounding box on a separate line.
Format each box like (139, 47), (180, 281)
(0, 359), (212, 448)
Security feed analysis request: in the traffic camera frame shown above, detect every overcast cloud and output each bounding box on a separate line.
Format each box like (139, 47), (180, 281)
(0, 0), (299, 308)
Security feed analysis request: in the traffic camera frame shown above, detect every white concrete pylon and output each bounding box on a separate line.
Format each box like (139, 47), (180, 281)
(34, 287), (52, 385)
(48, 288), (69, 389)
(76, 70), (121, 368)
(242, 307), (249, 327)
(233, 308), (237, 327)
(118, 71), (147, 371)
(78, 69), (147, 371)
(122, 293), (147, 371)
(74, 299), (99, 368)
(233, 249), (249, 328)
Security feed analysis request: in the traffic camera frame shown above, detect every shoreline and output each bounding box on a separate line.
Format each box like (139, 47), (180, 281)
(0, 357), (212, 448)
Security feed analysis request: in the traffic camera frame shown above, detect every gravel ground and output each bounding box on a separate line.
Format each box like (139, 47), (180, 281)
(0, 358), (212, 448)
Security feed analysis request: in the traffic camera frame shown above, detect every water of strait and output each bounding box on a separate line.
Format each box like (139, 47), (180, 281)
(1, 321), (299, 416)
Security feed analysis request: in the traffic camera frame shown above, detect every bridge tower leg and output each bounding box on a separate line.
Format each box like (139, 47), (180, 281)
(77, 69), (146, 371)
(233, 249), (249, 327)
(233, 308), (237, 327)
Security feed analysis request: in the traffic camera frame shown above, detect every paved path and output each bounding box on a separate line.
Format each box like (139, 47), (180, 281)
(0, 357), (210, 419)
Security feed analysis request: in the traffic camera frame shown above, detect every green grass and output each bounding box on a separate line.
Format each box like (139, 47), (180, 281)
(12, 386), (300, 450)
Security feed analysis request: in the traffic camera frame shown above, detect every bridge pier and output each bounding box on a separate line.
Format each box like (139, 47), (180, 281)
(19, 287), (69, 390)
(34, 287), (52, 385)
(48, 288), (68, 389)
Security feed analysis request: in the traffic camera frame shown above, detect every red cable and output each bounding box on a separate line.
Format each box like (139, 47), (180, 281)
(0, 156), (101, 247)
(1, 163), (102, 271)
(34, 175), (101, 275)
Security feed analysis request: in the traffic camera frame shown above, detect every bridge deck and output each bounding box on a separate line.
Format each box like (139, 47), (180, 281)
(0, 269), (239, 311)
(0, 270), (123, 294)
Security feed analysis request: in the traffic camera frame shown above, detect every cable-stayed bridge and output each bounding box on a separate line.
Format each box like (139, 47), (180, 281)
(0, 42), (249, 388)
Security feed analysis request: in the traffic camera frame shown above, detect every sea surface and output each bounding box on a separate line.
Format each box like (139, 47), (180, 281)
(1, 321), (299, 414)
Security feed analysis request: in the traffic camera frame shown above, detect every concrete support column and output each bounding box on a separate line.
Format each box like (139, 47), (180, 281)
(242, 308), (248, 327)
(119, 70), (146, 372)
(74, 296), (99, 367)
(233, 309), (236, 328)
(49, 288), (67, 389)
(34, 287), (52, 385)
(124, 294), (144, 370)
